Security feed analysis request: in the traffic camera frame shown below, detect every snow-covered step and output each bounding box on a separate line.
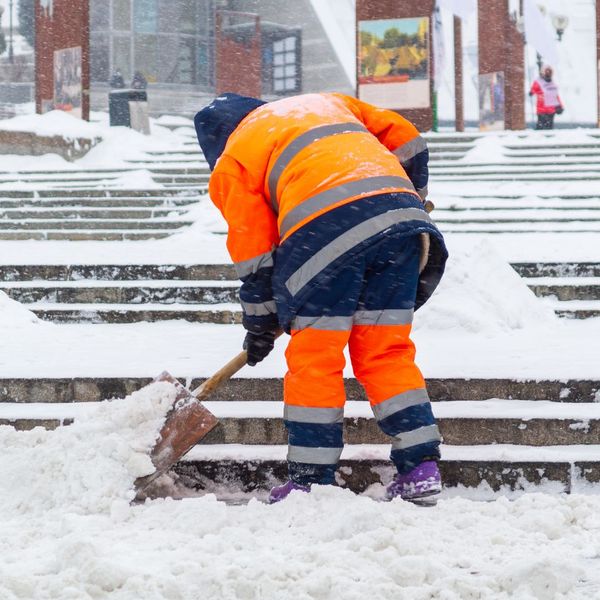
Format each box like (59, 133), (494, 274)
(30, 302), (242, 324)
(0, 219), (192, 230)
(178, 444), (599, 495)
(2, 377), (597, 404)
(1, 280), (239, 305)
(430, 165), (600, 176)
(2, 398), (600, 445)
(511, 262), (600, 278)
(434, 173), (600, 182)
(0, 208), (190, 220)
(435, 209), (600, 221)
(0, 264), (237, 281)
(0, 197), (201, 209)
(504, 142), (600, 151)
(0, 230), (174, 241)
(435, 200), (600, 210)
(437, 222), (600, 233)
(545, 299), (600, 320)
(525, 277), (600, 301)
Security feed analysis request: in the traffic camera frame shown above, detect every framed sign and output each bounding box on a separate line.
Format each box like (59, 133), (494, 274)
(479, 71), (505, 131)
(53, 46), (83, 118)
(358, 17), (430, 109)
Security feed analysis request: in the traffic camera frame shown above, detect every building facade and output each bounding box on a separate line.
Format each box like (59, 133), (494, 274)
(89, 0), (353, 116)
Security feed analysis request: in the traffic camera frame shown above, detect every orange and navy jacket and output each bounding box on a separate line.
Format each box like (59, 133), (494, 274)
(195, 92), (447, 333)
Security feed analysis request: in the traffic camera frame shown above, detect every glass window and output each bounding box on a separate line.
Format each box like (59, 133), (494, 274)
(271, 35), (300, 94)
(134, 0), (158, 34)
(113, 0), (131, 31)
(134, 34), (158, 82)
(158, 1), (179, 34)
(113, 36), (132, 80)
(179, 4), (197, 33)
(177, 38), (196, 84)
(90, 0), (110, 30)
(197, 42), (211, 86)
(90, 33), (110, 81)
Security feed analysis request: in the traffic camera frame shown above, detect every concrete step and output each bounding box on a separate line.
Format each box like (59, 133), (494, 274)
(0, 231), (174, 241)
(1, 377), (596, 404)
(550, 300), (600, 319)
(437, 223), (600, 234)
(0, 189), (198, 199)
(435, 173), (600, 182)
(504, 151), (600, 159)
(0, 220), (191, 230)
(430, 165), (600, 176)
(31, 302), (242, 324)
(0, 264), (237, 281)
(0, 208), (190, 220)
(526, 278), (600, 301)
(0, 197), (200, 209)
(176, 451), (597, 494)
(433, 158), (600, 168)
(1, 281), (239, 305)
(504, 143), (600, 151)
(2, 400), (600, 446)
(512, 262), (600, 278)
(437, 204), (600, 212)
(447, 194), (600, 201)
(435, 211), (600, 222)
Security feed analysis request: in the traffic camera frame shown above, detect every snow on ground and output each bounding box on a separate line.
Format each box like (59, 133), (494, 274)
(1, 385), (600, 598)
(1, 119), (600, 597)
(0, 290), (46, 329)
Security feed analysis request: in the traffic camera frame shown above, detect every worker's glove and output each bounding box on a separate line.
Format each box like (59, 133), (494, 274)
(555, 106), (564, 115)
(243, 330), (276, 366)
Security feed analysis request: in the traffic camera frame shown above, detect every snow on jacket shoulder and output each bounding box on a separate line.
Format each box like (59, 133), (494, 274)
(196, 92), (447, 332)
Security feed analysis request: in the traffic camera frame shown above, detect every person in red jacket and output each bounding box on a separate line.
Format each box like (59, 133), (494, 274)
(529, 65), (564, 130)
(195, 92), (448, 505)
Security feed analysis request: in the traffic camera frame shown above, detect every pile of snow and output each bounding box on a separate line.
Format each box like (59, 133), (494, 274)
(0, 111), (104, 140)
(0, 291), (45, 328)
(0, 381), (176, 516)
(416, 240), (557, 334)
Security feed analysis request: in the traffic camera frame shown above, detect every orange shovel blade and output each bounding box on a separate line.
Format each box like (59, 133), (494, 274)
(133, 371), (219, 497)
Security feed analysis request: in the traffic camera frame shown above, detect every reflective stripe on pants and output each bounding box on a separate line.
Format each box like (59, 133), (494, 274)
(283, 234), (440, 485)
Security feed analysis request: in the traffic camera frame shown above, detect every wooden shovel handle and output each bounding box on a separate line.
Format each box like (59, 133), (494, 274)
(191, 329), (284, 402)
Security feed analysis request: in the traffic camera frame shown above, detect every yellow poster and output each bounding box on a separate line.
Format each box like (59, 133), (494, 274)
(358, 17), (430, 109)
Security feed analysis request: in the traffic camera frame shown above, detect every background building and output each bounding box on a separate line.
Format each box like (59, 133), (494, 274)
(89, 0), (353, 116)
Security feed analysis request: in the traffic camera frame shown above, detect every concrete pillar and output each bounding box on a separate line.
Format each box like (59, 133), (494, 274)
(35, 0), (90, 120)
(454, 16), (464, 132)
(597, 0), (600, 126)
(478, 0), (525, 130)
(215, 11), (262, 98)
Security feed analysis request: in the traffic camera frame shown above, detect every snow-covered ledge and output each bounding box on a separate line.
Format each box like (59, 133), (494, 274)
(0, 111), (103, 161)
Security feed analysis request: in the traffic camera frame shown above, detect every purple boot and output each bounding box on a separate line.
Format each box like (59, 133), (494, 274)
(268, 480), (311, 504)
(386, 460), (442, 505)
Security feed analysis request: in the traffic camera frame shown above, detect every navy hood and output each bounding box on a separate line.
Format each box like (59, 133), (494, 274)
(194, 93), (266, 171)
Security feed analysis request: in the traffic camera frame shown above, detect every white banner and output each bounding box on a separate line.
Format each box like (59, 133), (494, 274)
(437, 0), (477, 21)
(523, 0), (559, 66)
(432, 5), (444, 91)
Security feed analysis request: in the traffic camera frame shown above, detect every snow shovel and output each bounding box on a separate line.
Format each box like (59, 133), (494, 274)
(133, 332), (282, 499)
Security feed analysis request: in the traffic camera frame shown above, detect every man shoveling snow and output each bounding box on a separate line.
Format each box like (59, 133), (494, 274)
(195, 92), (448, 504)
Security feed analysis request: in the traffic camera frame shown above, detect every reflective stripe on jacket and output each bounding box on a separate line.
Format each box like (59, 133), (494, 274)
(206, 93), (446, 332)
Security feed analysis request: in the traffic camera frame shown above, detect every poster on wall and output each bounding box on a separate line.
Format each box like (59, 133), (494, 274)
(479, 71), (505, 131)
(53, 46), (82, 119)
(358, 17), (430, 109)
